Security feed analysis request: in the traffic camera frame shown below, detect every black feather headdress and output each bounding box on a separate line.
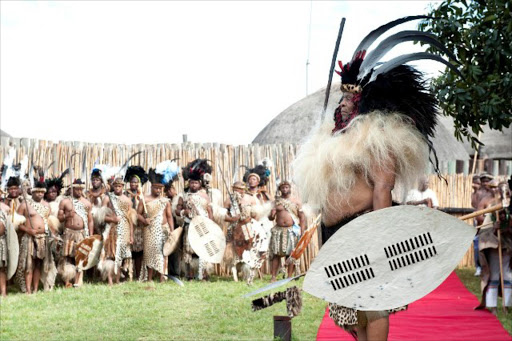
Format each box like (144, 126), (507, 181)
(124, 166), (148, 186)
(6, 176), (21, 188)
(45, 169), (68, 194)
(333, 15), (462, 173)
(243, 165), (270, 187)
(182, 159), (212, 182)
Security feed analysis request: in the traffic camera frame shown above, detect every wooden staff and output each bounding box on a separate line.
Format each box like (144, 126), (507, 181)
(459, 204), (503, 221)
(494, 193), (507, 313)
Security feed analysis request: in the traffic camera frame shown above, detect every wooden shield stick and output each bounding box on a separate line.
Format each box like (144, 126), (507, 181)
(321, 17), (346, 122)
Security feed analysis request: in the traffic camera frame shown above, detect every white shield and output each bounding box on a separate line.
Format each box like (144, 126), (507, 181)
(6, 220), (19, 280)
(188, 216), (226, 264)
(303, 206), (474, 310)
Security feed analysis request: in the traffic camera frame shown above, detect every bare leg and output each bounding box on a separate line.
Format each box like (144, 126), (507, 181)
(232, 262), (239, 282)
(25, 269), (33, 294)
(287, 260), (295, 278)
(107, 271), (114, 286)
(355, 327), (367, 341)
(0, 269), (6, 297)
(74, 271), (83, 287)
(148, 268), (154, 281)
(270, 257), (280, 282)
(32, 262), (41, 292)
(366, 316), (389, 341)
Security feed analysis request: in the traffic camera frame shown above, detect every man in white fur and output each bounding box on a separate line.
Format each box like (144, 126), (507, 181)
(292, 16), (461, 341)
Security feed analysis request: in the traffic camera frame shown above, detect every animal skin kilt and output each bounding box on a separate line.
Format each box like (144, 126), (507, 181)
(323, 212), (406, 330)
(125, 190), (144, 252)
(140, 198), (169, 280)
(269, 225), (298, 258)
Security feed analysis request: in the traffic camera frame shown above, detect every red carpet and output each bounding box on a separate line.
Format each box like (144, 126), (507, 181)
(316, 272), (511, 340)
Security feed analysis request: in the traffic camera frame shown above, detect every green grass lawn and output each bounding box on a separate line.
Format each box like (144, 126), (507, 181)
(0, 276), (327, 340)
(1, 270), (510, 340)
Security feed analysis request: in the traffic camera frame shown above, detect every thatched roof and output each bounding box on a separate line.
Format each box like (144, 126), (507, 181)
(0, 129), (11, 138)
(253, 83), (470, 162)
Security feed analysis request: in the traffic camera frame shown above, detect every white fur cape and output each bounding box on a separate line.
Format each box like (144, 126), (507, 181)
(292, 111), (429, 211)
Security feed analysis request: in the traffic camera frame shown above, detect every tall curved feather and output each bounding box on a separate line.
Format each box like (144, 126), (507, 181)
(117, 151), (142, 179)
(352, 15), (431, 61)
(369, 52), (463, 83)
(358, 31), (460, 80)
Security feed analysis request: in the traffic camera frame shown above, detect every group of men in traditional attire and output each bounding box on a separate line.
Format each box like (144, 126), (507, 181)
(0, 154), (308, 295)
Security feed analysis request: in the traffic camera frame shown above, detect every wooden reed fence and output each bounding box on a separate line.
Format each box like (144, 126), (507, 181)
(2, 138), (507, 273)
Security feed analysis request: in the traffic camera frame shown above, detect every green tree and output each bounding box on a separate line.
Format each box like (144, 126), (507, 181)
(419, 0), (511, 148)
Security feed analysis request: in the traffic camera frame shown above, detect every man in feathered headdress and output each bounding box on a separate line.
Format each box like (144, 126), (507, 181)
(178, 159), (214, 280)
(124, 166), (148, 279)
(98, 177), (135, 285)
(292, 16), (461, 338)
(58, 179), (94, 287)
(137, 161), (176, 282)
(5, 176), (22, 213)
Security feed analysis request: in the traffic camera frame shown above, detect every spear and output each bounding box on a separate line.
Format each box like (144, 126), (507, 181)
(321, 17), (346, 122)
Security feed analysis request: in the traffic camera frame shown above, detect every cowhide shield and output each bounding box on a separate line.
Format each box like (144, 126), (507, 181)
(75, 234), (103, 271)
(304, 206), (475, 311)
(233, 223), (253, 258)
(6, 219), (19, 280)
(188, 216), (226, 263)
(163, 226), (183, 257)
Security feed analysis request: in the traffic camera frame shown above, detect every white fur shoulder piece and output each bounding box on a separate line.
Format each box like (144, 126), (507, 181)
(292, 112), (429, 210)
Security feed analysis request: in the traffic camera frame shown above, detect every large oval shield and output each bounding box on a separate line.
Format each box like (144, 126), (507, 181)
(188, 216), (226, 264)
(303, 206), (474, 310)
(6, 220), (19, 280)
(75, 235), (103, 271)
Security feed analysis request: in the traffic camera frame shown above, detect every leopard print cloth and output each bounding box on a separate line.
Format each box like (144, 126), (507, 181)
(140, 197), (169, 280)
(109, 194), (133, 270)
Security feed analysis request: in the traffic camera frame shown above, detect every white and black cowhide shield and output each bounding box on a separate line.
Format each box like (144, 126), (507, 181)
(303, 206), (474, 311)
(188, 216), (226, 264)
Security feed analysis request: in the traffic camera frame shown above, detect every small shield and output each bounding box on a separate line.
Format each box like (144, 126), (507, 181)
(75, 235), (103, 271)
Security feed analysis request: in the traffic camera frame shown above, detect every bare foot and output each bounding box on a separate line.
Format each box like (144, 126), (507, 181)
(270, 277), (276, 283)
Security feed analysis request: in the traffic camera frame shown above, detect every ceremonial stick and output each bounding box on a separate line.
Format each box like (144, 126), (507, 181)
(320, 17), (346, 122)
(459, 204), (503, 221)
(495, 193), (507, 312)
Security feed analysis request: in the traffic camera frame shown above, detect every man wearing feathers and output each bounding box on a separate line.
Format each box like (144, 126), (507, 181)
(178, 159), (214, 280)
(98, 177), (135, 285)
(292, 16), (461, 339)
(137, 161), (176, 282)
(58, 179), (94, 287)
(124, 166), (149, 279)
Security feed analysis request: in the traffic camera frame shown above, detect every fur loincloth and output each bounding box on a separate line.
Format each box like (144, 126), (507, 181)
(62, 229), (86, 258)
(269, 225), (298, 258)
(292, 111), (429, 210)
